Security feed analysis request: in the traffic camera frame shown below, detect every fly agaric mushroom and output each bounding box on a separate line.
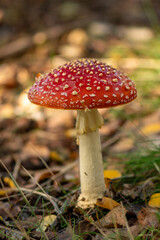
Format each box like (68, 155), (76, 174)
(28, 59), (137, 208)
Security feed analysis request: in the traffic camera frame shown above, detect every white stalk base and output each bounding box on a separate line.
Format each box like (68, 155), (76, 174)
(76, 109), (106, 209)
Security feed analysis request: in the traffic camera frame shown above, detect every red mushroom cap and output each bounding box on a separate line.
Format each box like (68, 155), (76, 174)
(28, 59), (137, 110)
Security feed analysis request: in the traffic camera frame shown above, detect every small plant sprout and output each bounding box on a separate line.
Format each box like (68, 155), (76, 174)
(28, 59), (137, 209)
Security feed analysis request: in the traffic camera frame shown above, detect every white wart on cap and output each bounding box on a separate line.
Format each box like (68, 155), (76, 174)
(28, 59), (137, 109)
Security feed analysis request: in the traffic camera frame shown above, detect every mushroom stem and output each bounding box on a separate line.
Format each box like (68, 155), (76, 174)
(76, 109), (106, 208)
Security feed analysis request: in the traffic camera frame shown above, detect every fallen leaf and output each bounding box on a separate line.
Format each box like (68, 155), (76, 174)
(104, 169), (122, 179)
(148, 193), (160, 208)
(34, 171), (53, 183)
(3, 177), (16, 188)
(0, 63), (17, 88)
(36, 215), (57, 232)
(19, 215), (43, 229)
(111, 138), (134, 152)
(104, 170), (121, 188)
(117, 26), (153, 42)
(13, 118), (37, 134)
(0, 177), (16, 196)
(32, 231), (56, 240)
(141, 122), (160, 135)
(19, 143), (50, 169)
(0, 201), (21, 220)
(104, 178), (111, 189)
(58, 44), (84, 58)
(96, 197), (120, 210)
(110, 222), (142, 239)
(46, 109), (73, 128)
(88, 22), (112, 38)
(96, 205), (127, 228)
(56, 229), (73, 240)
(137, 207), (160, 228)
(0, 104), (14, 118)
(34, 168), (59, 183)
(50, 151), (63, 162)
(67, 28), (88, 45)
(0, 190), (8, 196)
(69, 151), (78, 160)
(1, 230), (24, 240)
(16, 67), (29, 86)
(121, 184), (142, 199)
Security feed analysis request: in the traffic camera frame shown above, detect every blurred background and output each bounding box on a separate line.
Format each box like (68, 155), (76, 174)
(0, 0), (160, 172)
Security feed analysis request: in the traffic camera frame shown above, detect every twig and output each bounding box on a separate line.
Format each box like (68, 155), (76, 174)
(13, 154), (21, 180)
(0, 186), (61, 206)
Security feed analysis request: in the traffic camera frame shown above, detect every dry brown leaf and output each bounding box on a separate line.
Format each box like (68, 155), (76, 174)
(108, 222), (142, 239)
(34, 171), (53, 183)
(58, 44), (84, 58)
(17, 67), (29, 86)
(137, 207), (160, 228)
(33, 166), (61, 183)
(67, 28), (88, 45)
(0, 63), (17, 88)
(96, 197), (120, 210)
(52, 226), (73, 240)
(111, 138), (134, 152)
(121, 184), (142, 199)
(96, 205), (127, 228)
(0, 201), (21, 220)
(22, 143), (50, 159)
(19, 215), (43, 229)
(0, 104), (14, 118)
(46, 109), (73, 128)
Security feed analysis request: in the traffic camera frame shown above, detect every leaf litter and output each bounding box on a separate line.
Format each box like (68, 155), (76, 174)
(0, 0), (160, 239)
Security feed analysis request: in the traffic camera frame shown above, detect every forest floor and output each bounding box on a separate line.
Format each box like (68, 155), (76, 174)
(0, 0), (160, 239)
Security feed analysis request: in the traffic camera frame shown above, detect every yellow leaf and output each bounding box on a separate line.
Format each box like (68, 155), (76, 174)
(0, 177), (16, 196)
(3, 177), (16, 188)
(0, 190), (7, 196)
(96, 197), (120, 210)
(148, 193), (160, 208)
(104, 178), (111, 189)
(141, 123), (160, 135)
(37, 215), (57, 232)
(50, 151), (63, 162)
(104, 170), (122, 179)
